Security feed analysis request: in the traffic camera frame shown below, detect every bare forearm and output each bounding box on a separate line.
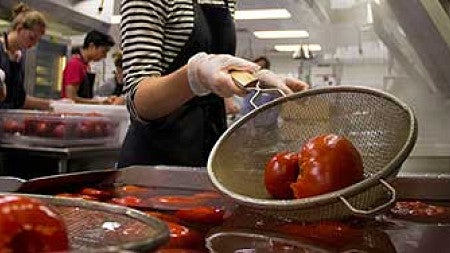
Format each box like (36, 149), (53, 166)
(134, 65), (195, 120)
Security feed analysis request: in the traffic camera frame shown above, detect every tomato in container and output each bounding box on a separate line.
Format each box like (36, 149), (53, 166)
(0, 195), (69, 253)
(79, 187), (112, 200)
(110, 195), (144, 208)
(175, 206), (226, 225)
(161, 222), (204, 249)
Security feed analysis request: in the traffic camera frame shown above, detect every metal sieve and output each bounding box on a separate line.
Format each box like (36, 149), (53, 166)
(208, 86), (417, 221)
(0, 193), (169, 252)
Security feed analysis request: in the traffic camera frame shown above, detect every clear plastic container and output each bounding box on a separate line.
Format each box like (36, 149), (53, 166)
(50, 103), (130, 145)
(0, 110), (120, 147)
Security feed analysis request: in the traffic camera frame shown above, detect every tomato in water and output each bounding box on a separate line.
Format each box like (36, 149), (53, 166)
(175, 206), (225, 225)
(162, 222), (204, 249)
(79, 187), (112, 200)
(0, 195), (69, 253)
(264, 151), (299, 199)
(110, 195), (143, 207)
(291, 134), (364, 199)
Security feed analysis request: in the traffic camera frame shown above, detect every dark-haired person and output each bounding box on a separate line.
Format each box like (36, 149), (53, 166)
(61, 30), (115, 104)
(0, 3), (52, 110)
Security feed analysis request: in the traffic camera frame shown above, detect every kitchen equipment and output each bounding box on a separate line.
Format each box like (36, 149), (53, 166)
(0, 192), (169, 252)
(208, 86), (418, 221)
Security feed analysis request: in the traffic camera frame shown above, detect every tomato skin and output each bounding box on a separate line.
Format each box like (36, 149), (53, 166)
(291, 134), (364, 199)
(264, 151), (299, 199)
(145, 211), (181, 223)
(175, 206), (225, 225)
(162, 222), (203, 249)
(110, 195), (143, 207)
(0, 195), (69, 252)
(79, 187), (112, 200)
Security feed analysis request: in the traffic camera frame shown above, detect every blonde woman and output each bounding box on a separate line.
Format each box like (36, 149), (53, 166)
(0, 3), (51, 109)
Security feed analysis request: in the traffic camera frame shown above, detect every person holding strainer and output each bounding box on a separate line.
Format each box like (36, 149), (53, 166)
(118, 0), (309, 168)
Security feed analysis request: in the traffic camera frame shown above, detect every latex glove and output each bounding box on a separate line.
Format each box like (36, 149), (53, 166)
(187, 52), (260, 97)
(255, 69), (309, 95)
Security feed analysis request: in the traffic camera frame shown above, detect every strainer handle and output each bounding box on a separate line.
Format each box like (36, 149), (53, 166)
(230, 70), (287, 110)
(339, 179), (396, 216)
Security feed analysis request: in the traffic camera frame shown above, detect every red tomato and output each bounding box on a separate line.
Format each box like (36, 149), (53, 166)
(264, 151), (299, 199)
(175, 206), (225, 225)
(52, 124), (66, 138)
(116, 185), (149, 194)
(79, 187), (112, 200)
(151, 195), (200, 204)
(291, 134), (364, 199)
(277, 221), (361, 247)
(110, 195), (143, 207)
(162, 222), (203, 249)
(193, 191), (222, 200)
(145, 211), (181, 223)
(2, 119), (23, 133)
(0, 195), (69, 252)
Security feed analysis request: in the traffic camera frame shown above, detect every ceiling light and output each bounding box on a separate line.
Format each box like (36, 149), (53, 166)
(254, 30), (309, 39)
(274, 44), (322, 52)
(235, 9), (291, 20)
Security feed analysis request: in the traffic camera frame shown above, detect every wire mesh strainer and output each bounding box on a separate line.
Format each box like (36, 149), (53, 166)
(0, 193), (169, 252)
(208, 86), (417, 221)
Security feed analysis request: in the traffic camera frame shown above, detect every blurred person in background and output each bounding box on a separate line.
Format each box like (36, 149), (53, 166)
(0, 3), (52, 110)
(97, 50), (126, 105)
(118, 0), (308, 168)
(61, 30), (115, 104)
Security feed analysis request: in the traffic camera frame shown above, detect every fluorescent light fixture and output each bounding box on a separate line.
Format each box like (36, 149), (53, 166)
(254, 30), (309, 39)
(274, 44), (322, 52)
(235, 9), (291, 20)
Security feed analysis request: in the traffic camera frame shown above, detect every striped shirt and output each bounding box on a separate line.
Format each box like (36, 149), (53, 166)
(120, 0), (236, 120)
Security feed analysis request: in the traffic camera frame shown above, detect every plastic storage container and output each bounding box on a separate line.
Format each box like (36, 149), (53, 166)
(50, 103), (130, 145)
(0, 110), (120, 147)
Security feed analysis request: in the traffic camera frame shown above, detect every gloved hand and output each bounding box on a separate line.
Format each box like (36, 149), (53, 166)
(187, 52), (260, 97)
(255, 69), (309, 95)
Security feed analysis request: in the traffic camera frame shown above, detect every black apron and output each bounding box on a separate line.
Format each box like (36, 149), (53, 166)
(118, 0), (235, 167)
(0, 34), (26, 109)
(77, 72), (96, 98)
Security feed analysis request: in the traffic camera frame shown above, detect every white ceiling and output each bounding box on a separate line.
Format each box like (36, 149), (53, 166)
(234, 0), (379, 60)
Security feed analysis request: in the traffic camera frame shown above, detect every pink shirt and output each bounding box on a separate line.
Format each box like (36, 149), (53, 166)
(61, 54), (89, 98)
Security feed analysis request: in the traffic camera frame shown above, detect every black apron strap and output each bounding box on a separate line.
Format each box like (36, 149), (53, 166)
(77, 72), (95, 98)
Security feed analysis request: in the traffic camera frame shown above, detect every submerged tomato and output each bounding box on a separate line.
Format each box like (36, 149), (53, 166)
(80, 187), (112, 200)
(162, 222), (203, 249)
(264, 151), (299, 199)
(0, 195), (69, 253)
(291, 134), (364, 199)
(175, 206), (225, 224)
(110, 195), (143, 207)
